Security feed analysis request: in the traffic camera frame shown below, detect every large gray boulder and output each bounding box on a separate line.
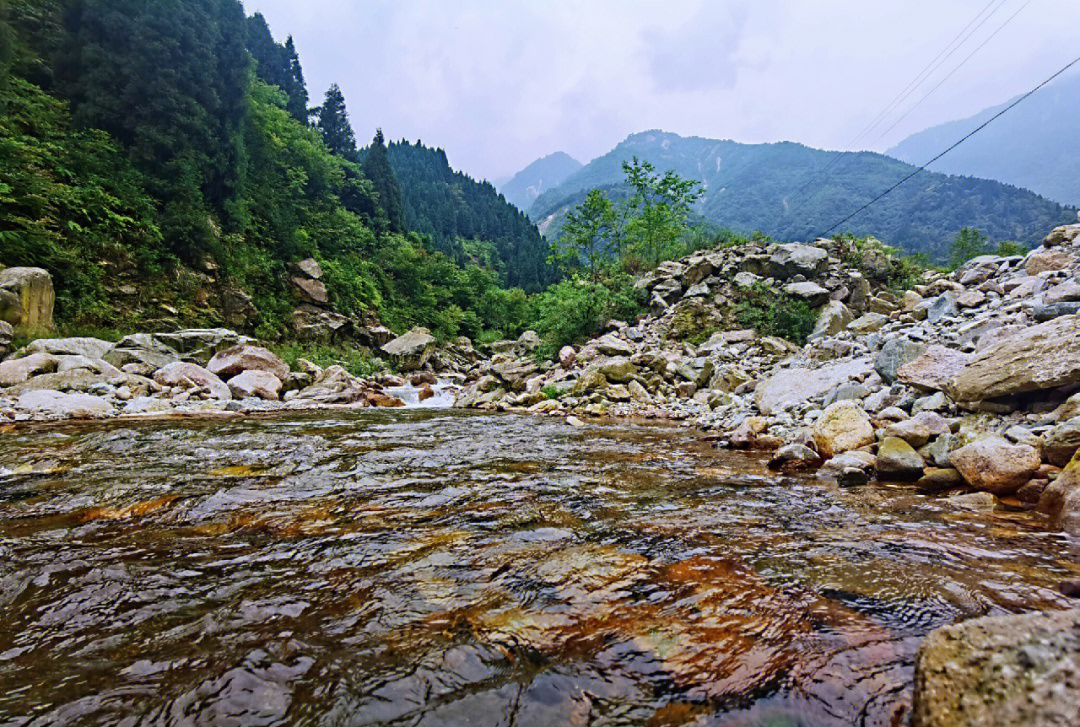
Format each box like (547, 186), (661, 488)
(292, 305), (353, 343)
(913, 608), (1080, 727)
(15, 389), (113, 419)
(380, 327), (436, 371)
(754, 358), (873, 415)
(0, 267), (55, 334)
(897, 345), (969, 392)
(227, 369), (282, 400)
(766, 243), (828, 280)
(18, 337), (114, 360)
(948, 315), (1080, 401)
(153, 362), (232, 400)
(811, 400), (874, 458)
(207, 345), (290, 382)
(811, 301), (853, 338)
(0, 352), (58, 386)
(875, 337), (927, 384)
(106, 329), (253, 372)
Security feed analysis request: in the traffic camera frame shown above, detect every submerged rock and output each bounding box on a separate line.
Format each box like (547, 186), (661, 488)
(913, 608), (1080, 727)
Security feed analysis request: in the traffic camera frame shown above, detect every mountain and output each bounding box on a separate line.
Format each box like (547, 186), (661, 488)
(888, 70), (1080, 207)
(498, 152), (582, 212)
(530, 131), (1075, 261)
(385, 141), (556, 293)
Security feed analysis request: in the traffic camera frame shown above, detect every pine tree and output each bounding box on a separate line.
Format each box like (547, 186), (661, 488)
(363, 129), (405, 232)
(315, 84), (357, 160)
(283, 36), (308, 123)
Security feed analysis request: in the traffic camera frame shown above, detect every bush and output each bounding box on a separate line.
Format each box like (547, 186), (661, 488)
(270, 342), (381, 378)
(734, 282), (818, 345)
(528, 273), (645, 358)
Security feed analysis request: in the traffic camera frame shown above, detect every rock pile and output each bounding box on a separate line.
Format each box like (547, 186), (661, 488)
(456, 215), (1080, 538)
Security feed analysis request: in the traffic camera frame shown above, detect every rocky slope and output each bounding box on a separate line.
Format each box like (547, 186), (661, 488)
(456, 214), (1080, 540)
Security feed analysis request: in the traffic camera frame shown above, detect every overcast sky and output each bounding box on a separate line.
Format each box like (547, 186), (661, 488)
(244, 0), (1080, 181)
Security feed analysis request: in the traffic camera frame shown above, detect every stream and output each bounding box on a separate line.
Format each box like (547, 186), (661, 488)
(0, 409), (1076, 726)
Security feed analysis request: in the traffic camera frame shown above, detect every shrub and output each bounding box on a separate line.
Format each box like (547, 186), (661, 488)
(528, 273), (645, 358)
(734, 282), (818, 345)
(270, 342), (381, 378)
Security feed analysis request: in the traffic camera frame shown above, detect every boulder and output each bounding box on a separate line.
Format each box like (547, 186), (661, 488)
(19, 337), (114, 360)
(766, 243), (828, 280)
(948, 315), (1080, 401)
(728, 416), (770, 449)
(1043, 222), (1080, 247)
(227, 369), (282, 400)
(291, 276), (329, 305)
(380, 327), (436, 371)
(847, 313), (889, 334)
(754, 358), (873, 415)
(15, 389), (113, 419)
(1026, 249), (1073, 274)
(884, 411), (950, 448)
(949, 436), (1040, 495)
(573, 369), (608, 395)
(916, 467), (964, 492)
(0, 267), (55, 334)
(596, 334), (633, 357)
(954, 290), (986, 309)
(295, 365), (365, 404)
(292, 258), (323, 280)
(0, 320), (11, 358)
(811, 301), (853, 338)
(0, 352), (58, 386)
(1043, 417), (1080, 467)
(106, 329), (252, 371)
(925, 294), (958, 324)
(221, 287), (258, 329)
(1033, 302), (1080, 321)
(492, 359), (540, 391)
(875, 338), (927, 384)
(292, 305), (353, 343)
(55, 355), (122, 376)
(207, 345), (290, 382)
(153, 362), (232, 400)
(912, 608), (1080, 727)
(897, 345), (969, 392)
(877, 437), (924, 479)
(783, 281), (829, 306)
(597, 357), (638, 384)
(1043, 279), (1080, 304)
(811, 400), (874, 458)
(767, 443), (821, 472)
(558, 346), (576, 369)
(516, 330), (542, 353)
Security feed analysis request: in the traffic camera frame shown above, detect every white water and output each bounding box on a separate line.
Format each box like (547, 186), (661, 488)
(384, 380), (459, 408)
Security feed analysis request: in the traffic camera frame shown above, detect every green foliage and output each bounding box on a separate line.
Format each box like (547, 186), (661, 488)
(530, 131), (1074, 260)
(622, 157), (702, 267)
(528, 273), (645, 358)
(244, 13), (308, 123)
(385, 139), (556, 292)
(550, 188), (619, 280)
(948, 227), (990, 270)
(315, 84), (358, 160)
(838, 234), (926, 293)
(541, 385), (564, 400)
(734, 282), (818, 345)
(994, 240), (1028, 257)
(271, 342), (381, 378)
(363, 129), (405, 231)
(0, 76), (165, 324)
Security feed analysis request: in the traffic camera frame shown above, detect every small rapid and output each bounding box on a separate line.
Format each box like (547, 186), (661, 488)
(0, 410), (1075, 726)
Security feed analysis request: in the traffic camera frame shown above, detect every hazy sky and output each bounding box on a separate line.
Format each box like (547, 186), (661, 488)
(245, 0), (1080, 181)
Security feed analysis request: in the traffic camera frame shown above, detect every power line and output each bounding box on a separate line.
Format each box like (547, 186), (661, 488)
(869, 0), (1033, 149)
(793, 0), (1007, 200)
(817, 53), (1080, 239)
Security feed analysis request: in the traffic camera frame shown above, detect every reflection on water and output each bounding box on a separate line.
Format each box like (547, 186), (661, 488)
(0, 410), (1075, 726)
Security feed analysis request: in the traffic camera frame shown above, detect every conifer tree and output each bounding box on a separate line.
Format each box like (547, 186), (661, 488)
(283, 36), (308, 123)
(363, 129), (405, 232)
(315, 84), (357, 161)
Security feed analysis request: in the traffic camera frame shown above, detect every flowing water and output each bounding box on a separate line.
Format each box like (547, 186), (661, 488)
(0, 410), (1076, 726)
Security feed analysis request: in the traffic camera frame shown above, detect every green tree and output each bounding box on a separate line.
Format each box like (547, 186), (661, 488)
(621, 157), (701, 267)
(244, 13), (308, 124)
(315, 83), (357, 160)
(948, 227), (989, 269)
(552, 189), (618, 280)
(363, 128), (405, 232)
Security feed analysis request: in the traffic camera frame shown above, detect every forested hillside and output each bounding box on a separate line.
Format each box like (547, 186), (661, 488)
(531, 131), (1075, 261)
(384, 140), (556, 292)
(498, 151), (582, 212)
(0, 0), (540, 340)
(888, 70), (1080, 207)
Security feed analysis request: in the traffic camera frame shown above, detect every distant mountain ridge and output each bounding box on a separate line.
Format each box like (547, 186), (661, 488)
(529, 130), (1074, 261)
(498, 152), (582, 212)
(887, 70), (1080, 207)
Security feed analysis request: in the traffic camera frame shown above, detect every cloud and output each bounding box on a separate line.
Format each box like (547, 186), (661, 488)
(245, 0), (1080, 181)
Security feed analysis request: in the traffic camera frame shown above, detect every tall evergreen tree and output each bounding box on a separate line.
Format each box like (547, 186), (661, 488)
(315, 83), (357, 160)
(363, 129), (405, 232)
(56, 0), (251, 257)
(282, 36), (307, 123)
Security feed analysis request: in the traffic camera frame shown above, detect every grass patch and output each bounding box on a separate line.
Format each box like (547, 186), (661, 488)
(270, 342), (382, 378)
